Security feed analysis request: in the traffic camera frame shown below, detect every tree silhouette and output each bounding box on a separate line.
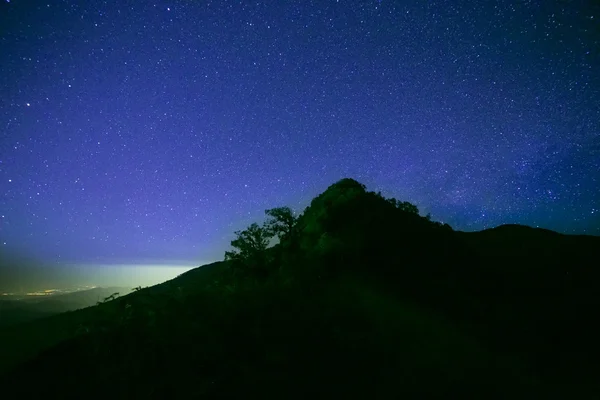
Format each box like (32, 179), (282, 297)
(96, 292), (120, 305)
(264, 207), (297, 240)
(224, 223), (272, 272)
(5, 177), (598, 399)
(388, 198), (419, 215)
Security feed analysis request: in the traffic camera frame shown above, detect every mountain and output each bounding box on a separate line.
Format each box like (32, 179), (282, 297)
(0, 299), (56, 327)
(0, 178), (598, 399)
(0, 287), (132, 328)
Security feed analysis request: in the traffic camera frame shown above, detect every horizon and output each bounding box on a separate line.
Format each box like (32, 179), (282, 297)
(0, 257), (204, 293)
(3, 216), (600, 293)
(2, 218), (599, 293)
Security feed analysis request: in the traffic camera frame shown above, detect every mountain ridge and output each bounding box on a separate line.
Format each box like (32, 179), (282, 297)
(0, 178), (598, 398)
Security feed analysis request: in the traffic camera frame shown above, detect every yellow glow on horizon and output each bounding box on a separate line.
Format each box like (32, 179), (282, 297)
(68, 263), (203, 288)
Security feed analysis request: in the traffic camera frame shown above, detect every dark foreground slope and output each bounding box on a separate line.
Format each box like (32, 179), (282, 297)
(1, 178), (598, 399)
(457, 225), (600, 390)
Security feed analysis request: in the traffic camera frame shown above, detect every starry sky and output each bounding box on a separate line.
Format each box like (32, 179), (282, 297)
(1, 0), (599, 280)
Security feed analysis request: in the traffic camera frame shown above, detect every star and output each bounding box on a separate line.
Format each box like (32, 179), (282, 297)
(0, 0), (596, 271)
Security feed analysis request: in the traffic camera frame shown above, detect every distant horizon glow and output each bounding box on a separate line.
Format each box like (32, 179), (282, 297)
(0, 257), (209, 293)
(71, 263), (202, 288)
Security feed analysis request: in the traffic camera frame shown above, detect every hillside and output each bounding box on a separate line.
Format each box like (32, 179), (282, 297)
(0, 287), (132, 328)
(0, 178), (598, 399)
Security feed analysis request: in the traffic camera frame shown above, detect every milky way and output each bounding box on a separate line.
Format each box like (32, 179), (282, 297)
(1, 0), (598, 266)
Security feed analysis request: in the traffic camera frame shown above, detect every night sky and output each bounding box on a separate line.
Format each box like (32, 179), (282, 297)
(1, 0), (599, 281)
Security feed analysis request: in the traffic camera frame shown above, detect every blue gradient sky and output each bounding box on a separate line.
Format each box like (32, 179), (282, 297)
(1, 0), (598, 273)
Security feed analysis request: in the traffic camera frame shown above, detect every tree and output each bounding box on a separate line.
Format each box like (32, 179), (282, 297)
(96, 292), (120, 305)
(431, 221), (453, 231)
(384, 198), (419, 215)
(386, 197), (399, 208)
(224, 223), (272, 266)
(264, 207), (297, 240)
(396, 200), (419, 215)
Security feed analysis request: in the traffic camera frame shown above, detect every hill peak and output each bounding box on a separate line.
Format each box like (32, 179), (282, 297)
(325, 178), (367, 193)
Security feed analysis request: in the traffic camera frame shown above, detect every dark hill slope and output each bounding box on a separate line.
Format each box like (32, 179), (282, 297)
(1, 178), (599, 398)
(0, 287), (131, 328)
(458, 224), (598, 271)
(456, 224), (600, 390)
(0, 301), (56, 328)
(0, 262), (226, 376)
(1, 271), (543, 399)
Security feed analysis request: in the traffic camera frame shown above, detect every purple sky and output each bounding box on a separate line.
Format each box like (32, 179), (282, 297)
(1, 0), (599, 270)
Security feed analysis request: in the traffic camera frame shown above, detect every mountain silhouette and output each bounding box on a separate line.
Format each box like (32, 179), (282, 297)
(0, 178), (598, 399)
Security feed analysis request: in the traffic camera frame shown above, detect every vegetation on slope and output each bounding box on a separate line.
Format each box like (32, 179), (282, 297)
(0, 178), (598, 398)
